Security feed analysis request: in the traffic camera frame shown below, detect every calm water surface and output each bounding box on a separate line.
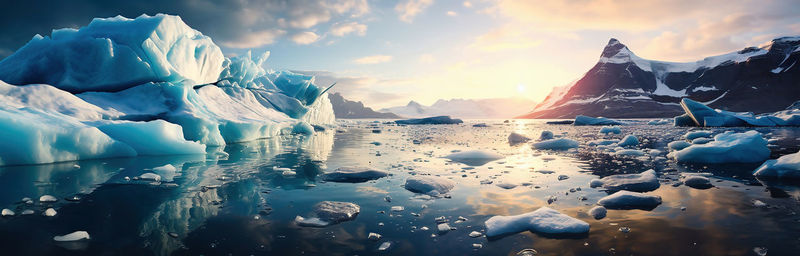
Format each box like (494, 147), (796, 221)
(1, 119), (800, 255)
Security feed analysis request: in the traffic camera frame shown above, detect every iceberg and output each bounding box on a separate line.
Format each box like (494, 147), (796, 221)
(295, 201), (360, 227)
(53, 231), (91, 242)
(404, 176), (455, 196)
(668, 131), (769, 163)
(574, 115), (622, 126)
(484, 207), (589, 237)
(753, 150), (800, 178)
(532, 138), (579, 150)
(444, 150), (504, 166)
(678, 98), (800, 127)
(508, 132), (531, 145)
(321, 166), (389, 182)
(617, 135), (639, 147)
(599, 126), (621, 134)
(395, 116), (463, 125)
(597, 169), (660, 192)
(682, 175), (712, 189)
(597, 191), (662, 209)
(0, 14), (336, 165)
(539, 130), (554, 140)
(0, 14), (224, 93)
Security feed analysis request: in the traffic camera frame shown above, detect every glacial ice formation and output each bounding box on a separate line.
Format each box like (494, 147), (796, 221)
(484, 207), (590, 237)
(0, 14), (335, 166)
(574, 115), (623, 126)
(678, 98), (800, 127)
(668, 131), (770, 163)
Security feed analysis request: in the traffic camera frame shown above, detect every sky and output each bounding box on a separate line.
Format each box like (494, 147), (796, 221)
(0, 0), (799, 109)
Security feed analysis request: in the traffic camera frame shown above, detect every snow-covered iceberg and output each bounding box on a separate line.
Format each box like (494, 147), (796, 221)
(596, 169), (660, 192)
(753, 150), (800, 178)
(668, 131), (769, 163)
(532, 138), (579, 150)
(484, 207), (589, 237)
(0, 14), (335, 166)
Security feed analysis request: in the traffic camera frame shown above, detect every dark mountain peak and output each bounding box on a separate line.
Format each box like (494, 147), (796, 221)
(600, 38), (630, 58)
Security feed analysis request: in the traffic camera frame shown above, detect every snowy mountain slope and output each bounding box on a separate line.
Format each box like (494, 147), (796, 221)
(381, 97), (537, 119)
(519, 36), (800, 118)
(0, 14), (335, 165)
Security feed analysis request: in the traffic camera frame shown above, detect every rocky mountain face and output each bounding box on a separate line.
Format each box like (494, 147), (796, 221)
(381, 97), (538, 119)
(519, 36), (800, 118)
(327, 92), (400, 119)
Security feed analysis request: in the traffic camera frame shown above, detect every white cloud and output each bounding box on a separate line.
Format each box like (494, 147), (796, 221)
(222, 29), (287, 48)
(290, 31), (321, 45)
(354, 55), (393, 64)
(330, 22), (367, 36)
(463, 1), (472, 8)
(446, 11), (458, 16)
(395, 0), (434, 23)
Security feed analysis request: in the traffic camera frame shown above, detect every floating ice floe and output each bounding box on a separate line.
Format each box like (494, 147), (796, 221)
(614, 149), (645, 157)
(1, 208), (14, 216)
(139, 173), (162, 182)
(599, 126), (621, 134)
(668, 141), (692, 151)
(539, 130), (554, 140)
(508, 132), (531, 145)
(647, 119), (671, 125)
(668, 131), (770, 163)
(151, 164), (178, 182)
(682, 175), (712, 189)
(484, 207), (589, 237)
(574, 115), (623, 126)
(597, 169), (660, 192)
(53, 231), (90, 242)
(444, 150), (504, 166)
(589, 206), (607, 220)
(44, 208), (57, 217)
(404, 176), (455, 196)
(753, 150), (800, 178)
(684, 130), (713, 140)
(597, 191), (662, 209)
(295, 201), (360, 227)
(617, 135), (639, 147)
(532, 138), (579, 150)
(321, 166), (388, 182)
(40, 195), (58, 203)
(678, 98), (800, 127)
(395, 116), (463, 125)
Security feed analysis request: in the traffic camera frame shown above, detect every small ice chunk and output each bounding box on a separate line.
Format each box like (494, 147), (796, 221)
(599, 169), (660, 192)
(509, 132), (531, 144)
(614, 149), (645, 157)
(597, 191), (662, 209)
(753, 150), (800, 178)
(1, 208), (14, 216)
(53, 231), (90, 242)
(753, 200), (767, 207)
(44, 208), (57, 217)
(682, 175), (712, 189)
(21, 209), (34, 215)
(322, 166), (388, 182)
(484, 207), (589, 237)
(378, 241), (392, 251)
(589, 206), (607, 220)
(294, 216), (330, 227)
(391, 206), (404, 212)
(445, 150), (504, 166)
(599, 126), (621, 134)
(469, 231), (483, 237)
(139, 173), (162, 182)
(281, 170), (297, 177)
(473, 243), (483, 249)
(368, 232), (382, 241)
(617, 135), (639, 147)
(496, 182), (518, 189)
(685, 130), (713, 140)
(39, 195), (58, 203)
(539, 130), (554, 140)
(589, 179), (604, 188)
(296, 201), (360, 227)
(668, 141), (691, 151)
(437, 223), (453, 233)
(404, 176), (455, 196)
(532, 138), (579, 150)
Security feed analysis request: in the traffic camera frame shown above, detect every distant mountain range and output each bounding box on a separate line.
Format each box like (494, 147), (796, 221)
(381, 98), (537, 119)
(327, 92), (400, 119)
(519, 36), (800, 118)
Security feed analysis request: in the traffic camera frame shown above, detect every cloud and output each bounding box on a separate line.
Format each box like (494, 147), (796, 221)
(353, 55), (393, 64)
(446, 11), (457, 16)
(0, 0), (372, 58)
(395, 0), (434, 23)
(463, 1), (472, 8)
(222, 29), (286, 48)
(329, 21), (367, 36)
(290, 31), (320, 45)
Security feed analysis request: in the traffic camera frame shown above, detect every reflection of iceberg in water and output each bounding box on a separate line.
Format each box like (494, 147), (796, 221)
(136, 131), (334, 255)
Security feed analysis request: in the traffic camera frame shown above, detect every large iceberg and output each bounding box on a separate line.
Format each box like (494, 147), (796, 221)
(753, 150), (800, 178)
(0, 14), (335, 166)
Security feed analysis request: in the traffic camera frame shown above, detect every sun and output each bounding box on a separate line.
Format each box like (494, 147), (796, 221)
(516, 83), (526, 93)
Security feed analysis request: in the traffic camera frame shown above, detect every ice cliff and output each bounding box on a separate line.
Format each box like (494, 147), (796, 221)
(0, 14), (335, 166)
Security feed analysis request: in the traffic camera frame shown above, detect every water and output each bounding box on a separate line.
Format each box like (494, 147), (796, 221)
(1, 119), (800, 255)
